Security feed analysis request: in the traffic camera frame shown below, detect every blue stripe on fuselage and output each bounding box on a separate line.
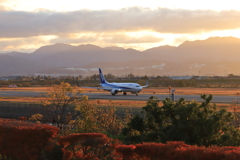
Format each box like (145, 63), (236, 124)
(101, 83), (132, 89)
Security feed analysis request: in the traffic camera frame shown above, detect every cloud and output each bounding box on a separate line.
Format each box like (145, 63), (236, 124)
(49, 34), (98, 44)
(0, 37), (49, 52)
(102, 33), (164, 43)
(1, 7), (240, 38)
(50, 32), (163, 44)
(0, 5), (7, 11)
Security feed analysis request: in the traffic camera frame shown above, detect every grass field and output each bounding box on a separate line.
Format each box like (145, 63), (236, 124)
(0, 96), (236, 112)
(1, 86), (240, 96)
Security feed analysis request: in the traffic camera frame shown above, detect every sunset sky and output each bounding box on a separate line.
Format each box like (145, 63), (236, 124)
(1, 0), (240, 53)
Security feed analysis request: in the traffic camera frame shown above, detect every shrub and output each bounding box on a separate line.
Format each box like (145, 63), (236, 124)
(59, 133), (121, 160)
(0, 118), (59, 160)
(114, 142), (240, 160)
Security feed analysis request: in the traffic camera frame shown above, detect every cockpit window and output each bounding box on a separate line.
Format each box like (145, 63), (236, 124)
(136, 85), (140, 87)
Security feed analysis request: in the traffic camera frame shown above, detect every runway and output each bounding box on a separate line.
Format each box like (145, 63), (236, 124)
(0, 90), (237, 103)
(81, 93), (237, 103)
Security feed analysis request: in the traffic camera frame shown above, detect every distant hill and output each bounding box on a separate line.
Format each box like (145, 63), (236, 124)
(0, 55), (47, 75)
(30, 43), (75, 59)
(4, 51), (29, 59)
(1, 36), (240, 76)
(104, 46), (125, 50)
(39, 44), (144, 67)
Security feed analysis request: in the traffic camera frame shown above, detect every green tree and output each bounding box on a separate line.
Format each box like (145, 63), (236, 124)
(73, 98), (131, 138)
(123, 95), (240, 146)
(123, 96), (162, 144)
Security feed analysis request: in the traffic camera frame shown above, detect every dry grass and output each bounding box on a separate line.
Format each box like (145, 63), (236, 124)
(1, 87), (239, 96)
(0, 97), (147, 107)
(0, 87), (50, 92)
(0, 96), (238, 114)
(0, 97), (45, 103)
(91, 99), (149, 108)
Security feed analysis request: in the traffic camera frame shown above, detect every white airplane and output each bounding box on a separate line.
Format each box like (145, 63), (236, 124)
(81, 68), (148, 96)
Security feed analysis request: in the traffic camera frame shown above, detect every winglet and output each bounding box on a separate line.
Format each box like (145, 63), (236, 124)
(141, 80), (148, 88)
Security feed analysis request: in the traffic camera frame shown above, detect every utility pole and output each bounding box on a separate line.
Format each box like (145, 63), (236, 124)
(168, 86), (171, 98)
(171, 89), (176, 101)
(237, 93), (239, 107)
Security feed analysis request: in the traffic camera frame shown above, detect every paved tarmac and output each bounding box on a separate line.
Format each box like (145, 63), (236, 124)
(0, 91), (41, 97)
(0, 90), (237, 103)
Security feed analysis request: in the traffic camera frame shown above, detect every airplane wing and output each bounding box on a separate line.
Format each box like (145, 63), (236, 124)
(76, 81), (110, 90)
(80, 86), (113, 90)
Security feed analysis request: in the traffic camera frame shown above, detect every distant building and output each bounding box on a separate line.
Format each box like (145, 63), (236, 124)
(197, 76), (210, 79)
(0, 77), (8, 81)
(168, 76), (193, 80)
(7, 76), (22, 81)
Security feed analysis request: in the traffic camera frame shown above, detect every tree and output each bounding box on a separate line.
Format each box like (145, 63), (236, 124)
(42, 82), (83, 130)
(128, 73), (135, 79)
(73, 98), (131, 137)
(90, 74), (99, 80)
(160, 95), (234, 146)
(123, 96), (163, 144)
(141, 75), (148, 80)
(123, 95), (240, 146)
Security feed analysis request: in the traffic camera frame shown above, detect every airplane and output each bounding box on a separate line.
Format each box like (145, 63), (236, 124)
(80, 68), (148, 96)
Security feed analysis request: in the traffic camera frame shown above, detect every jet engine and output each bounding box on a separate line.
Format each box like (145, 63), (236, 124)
(111, 89), (119, 95)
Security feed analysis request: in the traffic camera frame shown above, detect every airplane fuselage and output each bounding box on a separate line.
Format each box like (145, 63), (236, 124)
(101, 82), (142, 93)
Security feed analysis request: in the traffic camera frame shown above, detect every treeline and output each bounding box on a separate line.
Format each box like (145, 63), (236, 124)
(0, 79), (61, 87)
(2, 78), (240, 88)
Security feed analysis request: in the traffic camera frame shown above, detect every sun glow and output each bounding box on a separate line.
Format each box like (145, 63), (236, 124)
(2, 0), (240, 11)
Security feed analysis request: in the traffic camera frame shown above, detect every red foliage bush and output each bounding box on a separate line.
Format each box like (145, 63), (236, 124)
(115, 145), (136, 160)
(1, 118), (240, 160)
(18, 116), (27, 121)
(0, 118), (59, 160)
(114, 141), (240, 160)
(59, 133), (109, 147)
(59, 133), (120, 160)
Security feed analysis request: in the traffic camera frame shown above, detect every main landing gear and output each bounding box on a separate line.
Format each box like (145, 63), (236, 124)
(123, 92), (127, 95)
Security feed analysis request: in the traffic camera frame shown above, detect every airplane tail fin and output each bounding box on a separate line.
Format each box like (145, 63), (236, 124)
(99, 68), (108, 84)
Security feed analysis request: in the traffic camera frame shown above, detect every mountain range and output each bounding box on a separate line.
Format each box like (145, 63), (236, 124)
(1, 36), (240, 77)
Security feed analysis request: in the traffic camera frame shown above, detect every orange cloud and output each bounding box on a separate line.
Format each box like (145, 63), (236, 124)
(49, 32), (163, 44)
(1, 7), (240, 39)
(0, 5), (7, 11)
(102, 33), (163, 44)
(0, 37), (49, 52)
